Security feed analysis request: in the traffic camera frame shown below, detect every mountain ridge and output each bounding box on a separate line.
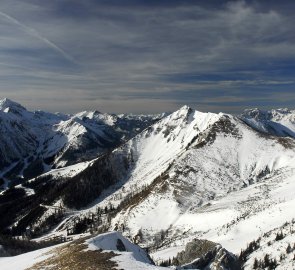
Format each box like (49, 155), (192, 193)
(0, 98), (161, 188)
(1, 99), (295, 269)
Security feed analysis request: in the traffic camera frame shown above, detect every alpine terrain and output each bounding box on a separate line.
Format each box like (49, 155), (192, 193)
(1, 99), (295, 270)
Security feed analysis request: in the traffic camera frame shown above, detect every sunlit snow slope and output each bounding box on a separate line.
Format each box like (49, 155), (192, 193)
(46, 105), (295, 266)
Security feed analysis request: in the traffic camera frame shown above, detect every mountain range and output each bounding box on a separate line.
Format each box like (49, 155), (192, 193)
(0, 98), (295, 270)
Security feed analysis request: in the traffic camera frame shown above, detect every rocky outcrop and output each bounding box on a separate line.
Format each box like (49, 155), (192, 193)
(174, 239), (241, 270)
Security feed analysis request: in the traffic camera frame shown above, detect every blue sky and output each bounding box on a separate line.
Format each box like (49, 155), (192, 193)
(0, 0), (294, 114)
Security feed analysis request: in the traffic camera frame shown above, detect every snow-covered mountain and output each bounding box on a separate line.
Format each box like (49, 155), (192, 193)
(1, 103), (295, 269)
(0, 98), (161, 188)
(240, 108), (295, 137)
(59, 106), (295, 268)
(99, 106), (295, 249)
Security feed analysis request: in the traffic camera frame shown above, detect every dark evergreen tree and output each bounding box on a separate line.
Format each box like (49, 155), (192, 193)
(275, 231), (284, 241)
(286, 243), (292, 254)
(264, 254), (270, 268)
(253, 257), (259, 269)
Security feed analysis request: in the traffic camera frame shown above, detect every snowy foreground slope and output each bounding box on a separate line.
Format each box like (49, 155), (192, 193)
(1, 104), (295, 269)
(0, 232), (167, 270)
(242, 219), (295, 270)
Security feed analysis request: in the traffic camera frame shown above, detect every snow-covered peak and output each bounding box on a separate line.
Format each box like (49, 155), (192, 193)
(242, 108), (295, 121)
(157, 106), (191, 126)
(178, 104), (192, 112)
(0, 99), (161, 186)
(75, 110), (100, 119)
(75, 110), (117, 126)
(171, 105), (192, 118)
(159, 105), (222, 133)
(0, 98), (26, 113)
(240, 108), (295, 137)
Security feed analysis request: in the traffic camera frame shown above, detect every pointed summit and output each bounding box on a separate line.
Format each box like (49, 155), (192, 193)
(170, 104), (193, 121)
(178, 104), (192, 112)
(0, 98), (26, 113)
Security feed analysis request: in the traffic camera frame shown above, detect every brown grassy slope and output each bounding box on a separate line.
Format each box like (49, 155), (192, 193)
(26, 238), (119, 270)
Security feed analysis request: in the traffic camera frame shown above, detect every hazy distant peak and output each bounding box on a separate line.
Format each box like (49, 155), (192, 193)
(0, 98), (26, 113)
(241, 107), (295, 121)
(240, 107), (295, 137)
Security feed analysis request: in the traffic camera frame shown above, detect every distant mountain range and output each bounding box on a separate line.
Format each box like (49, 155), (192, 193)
(0, 99), (295, 270)
(0, 98), (162, 188)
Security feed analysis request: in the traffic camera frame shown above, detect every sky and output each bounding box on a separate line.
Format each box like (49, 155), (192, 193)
(0, 0), (294, 114)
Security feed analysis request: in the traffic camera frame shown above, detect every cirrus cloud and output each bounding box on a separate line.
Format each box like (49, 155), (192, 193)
(0, 0), (294, 114)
